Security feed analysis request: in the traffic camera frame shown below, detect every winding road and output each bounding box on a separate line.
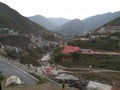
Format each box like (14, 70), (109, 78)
(0, 60), (36, 85)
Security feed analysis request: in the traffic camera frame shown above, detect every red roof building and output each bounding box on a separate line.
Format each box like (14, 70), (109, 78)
(62, 45), (80, 54)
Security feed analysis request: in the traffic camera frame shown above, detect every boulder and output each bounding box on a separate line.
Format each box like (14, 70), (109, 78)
(5, 75), (23, 87)
(86, 81), (112, 90)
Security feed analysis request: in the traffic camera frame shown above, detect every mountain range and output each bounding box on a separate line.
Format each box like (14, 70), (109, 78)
(28, 16), (70, 30)
(1, 1), (120, 36)
(82, 11), (120, 31)
(29, 11), (120, 35)
(28, 15), (57, 30)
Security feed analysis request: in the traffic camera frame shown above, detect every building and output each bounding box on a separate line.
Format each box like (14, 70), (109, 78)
(62, 45), (80, 54)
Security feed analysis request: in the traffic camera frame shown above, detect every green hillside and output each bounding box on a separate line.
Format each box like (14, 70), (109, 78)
(106, 17), (120, 26)
(0, 35), (31, 49)
(0, 2), (48, 34)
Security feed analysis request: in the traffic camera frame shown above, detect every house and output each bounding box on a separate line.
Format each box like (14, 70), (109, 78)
(80, 49), (94, 53)
(61, 45), (80, 62)
(62, 45), (80, 54)
(89, 33), (108, 39)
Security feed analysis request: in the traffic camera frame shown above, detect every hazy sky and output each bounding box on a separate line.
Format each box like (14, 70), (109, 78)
(0, 0), (120, 19)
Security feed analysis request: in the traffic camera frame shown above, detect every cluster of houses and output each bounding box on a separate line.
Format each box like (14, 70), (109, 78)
(91, 25), (120, 39)
(97, 25), (120, 33)
(0, 27), (60, 51)
(73, 25), (120, 41)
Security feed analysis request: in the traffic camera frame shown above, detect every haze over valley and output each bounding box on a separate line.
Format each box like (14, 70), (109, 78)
(0, 1), (120, 90)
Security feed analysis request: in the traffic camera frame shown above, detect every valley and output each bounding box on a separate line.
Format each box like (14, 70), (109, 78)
(0, 1), (120, 90)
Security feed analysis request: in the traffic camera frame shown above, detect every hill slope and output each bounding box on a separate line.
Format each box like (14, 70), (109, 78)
(106, 17), (120, 26)
(82, 11), (120, 31)
(0, 2), (47, 35)
(28, 15), (57, 30)
(95, 16), (120, 34)
(55, 19), (85, 35)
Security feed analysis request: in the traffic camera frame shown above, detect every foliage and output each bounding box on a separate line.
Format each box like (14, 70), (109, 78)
(80, 72), (120, 85)
(19, 49), (42, 66)
(109, 32), (120, 36)
(30, 73), (47, 84)
(0, 2), (47, 35)
(36, 76), (47, 84)
(68, 37), (120, 52)
(53, 52), (120, 71)
(53, 53), (66, 63)
(71, 52), (80, 60)
(42, 33), (60, 42)
(77, 54), (120, 70)
(0, 35), (31, 49)
(5, 49), (18, 59)
(106, 17), (120, 25)
(0, 71), (4, 81)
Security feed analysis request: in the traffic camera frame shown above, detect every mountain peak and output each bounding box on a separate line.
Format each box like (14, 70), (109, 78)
(55, 18), (85, 35)
(73, 18), (80, 21)
(28, 15), (57, 30)
(71, 18), (81, 23)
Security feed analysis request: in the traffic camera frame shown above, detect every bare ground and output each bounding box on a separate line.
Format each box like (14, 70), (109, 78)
(1, 79), (78, 90)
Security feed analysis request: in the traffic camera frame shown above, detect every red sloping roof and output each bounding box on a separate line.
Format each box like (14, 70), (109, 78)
(62, 45), (80, 54)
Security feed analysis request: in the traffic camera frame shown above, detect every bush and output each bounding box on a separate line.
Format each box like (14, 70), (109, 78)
(0, 71), (4, 81)
(30, 73), (47, 84)
(68, 38), (120, 52)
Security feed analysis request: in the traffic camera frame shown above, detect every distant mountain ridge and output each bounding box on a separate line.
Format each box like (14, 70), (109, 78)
(55, 11), (120, 35)
(28, 16), (70, 31)
(48, 18), (70, 27)
(55, 19), (85, 35)
(28, 10), (120, 35)
(0, 2), (47, 34)
(82, 11), (120, 31)
(28, 15), (57, 30)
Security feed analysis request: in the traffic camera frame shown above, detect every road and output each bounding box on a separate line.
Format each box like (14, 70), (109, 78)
(81, 51), (120, 55)
(0, 60), (36, 85)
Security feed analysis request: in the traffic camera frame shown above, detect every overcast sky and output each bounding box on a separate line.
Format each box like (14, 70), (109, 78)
(0, 0), (120, 19)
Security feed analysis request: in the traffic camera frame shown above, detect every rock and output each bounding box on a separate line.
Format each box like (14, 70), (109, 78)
(5, 75), (23, 87)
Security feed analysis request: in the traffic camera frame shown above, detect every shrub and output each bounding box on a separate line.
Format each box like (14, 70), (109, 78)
(0, 71), (4, 81)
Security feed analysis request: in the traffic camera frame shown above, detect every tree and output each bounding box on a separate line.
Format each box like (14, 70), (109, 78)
(19, 50), (41, 71)
(0, 71), (4, 81)
(0, 71), (4, 90)
(71, 52), (80, 60)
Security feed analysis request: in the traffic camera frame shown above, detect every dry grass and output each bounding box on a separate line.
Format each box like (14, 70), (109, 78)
(75, 72), (120, 87)
(1, 79), (78, 90)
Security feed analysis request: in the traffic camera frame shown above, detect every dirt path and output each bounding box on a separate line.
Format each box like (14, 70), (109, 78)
(81, 51), (120, 55)
(58, 65), (120, 74)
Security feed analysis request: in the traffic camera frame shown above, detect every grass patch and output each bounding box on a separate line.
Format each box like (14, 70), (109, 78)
(78, 72), (120, 87)
(29, 73), (47, 84)
(0, 71), (4, 81)
(54, 53), (120, 71)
